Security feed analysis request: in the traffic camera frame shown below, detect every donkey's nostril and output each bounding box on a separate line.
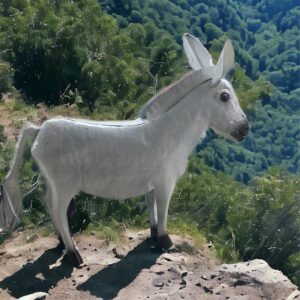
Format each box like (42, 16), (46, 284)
(238, 120), (250, 136)
(231, 119), (250, 141)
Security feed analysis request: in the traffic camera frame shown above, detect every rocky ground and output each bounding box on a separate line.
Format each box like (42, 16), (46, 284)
(0, 229), (299, 300)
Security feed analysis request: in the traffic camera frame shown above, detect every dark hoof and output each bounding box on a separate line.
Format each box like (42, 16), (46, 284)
(150, 226), (158, 240)
(158, 234), (173, 251)
(67, 198), (77, 219)
(148, 227), (159, 249)
(56, 235), (65, 251)
(67, 249), (83, 268)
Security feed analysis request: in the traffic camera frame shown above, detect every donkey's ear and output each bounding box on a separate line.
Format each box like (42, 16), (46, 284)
(212, 39), (234, 84)
(183, 33), (213, 70)
(216, 39), (235, 77)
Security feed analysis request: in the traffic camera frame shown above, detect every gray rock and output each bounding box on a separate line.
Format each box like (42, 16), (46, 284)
(153, 278), (164, 288)
(218, 259), (299, 299)
(219, 259), (292, 285)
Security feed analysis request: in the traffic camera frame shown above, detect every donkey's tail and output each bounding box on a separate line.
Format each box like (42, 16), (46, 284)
(0, 124), (40, 229)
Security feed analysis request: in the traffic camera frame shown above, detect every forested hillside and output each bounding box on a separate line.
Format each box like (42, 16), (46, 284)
(99, 0), (300, 182)
(0, 0), (299, 287)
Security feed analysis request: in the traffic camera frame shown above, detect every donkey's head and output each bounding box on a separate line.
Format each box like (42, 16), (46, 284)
(183, 34), (250, 141)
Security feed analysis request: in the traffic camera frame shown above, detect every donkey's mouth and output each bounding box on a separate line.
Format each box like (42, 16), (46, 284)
(230, 131), (247, 142)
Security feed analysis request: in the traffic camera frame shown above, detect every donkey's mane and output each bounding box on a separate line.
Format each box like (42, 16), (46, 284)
(139, 67), (213, 121)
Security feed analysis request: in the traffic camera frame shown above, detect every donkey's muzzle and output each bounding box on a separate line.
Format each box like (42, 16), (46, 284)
(231, 120), (250, 141)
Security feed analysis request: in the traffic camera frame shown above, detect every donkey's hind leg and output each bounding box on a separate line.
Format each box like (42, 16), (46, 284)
(44, 188), (65, 250)
(57, 198), (77, 249)
(44, 188), (63, 249)
(50, 193), (83, 267)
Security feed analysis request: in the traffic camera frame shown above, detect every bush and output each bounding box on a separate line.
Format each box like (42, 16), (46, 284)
(171, 160), (300, 286)
(0, 59), (14, 94)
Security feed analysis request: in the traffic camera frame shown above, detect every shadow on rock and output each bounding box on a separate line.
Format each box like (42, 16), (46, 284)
(77, 240), (161, 299)
(0, 244), (72, 298)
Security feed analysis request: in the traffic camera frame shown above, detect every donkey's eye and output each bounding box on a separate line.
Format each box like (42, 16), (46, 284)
(220, 92), (230, 102)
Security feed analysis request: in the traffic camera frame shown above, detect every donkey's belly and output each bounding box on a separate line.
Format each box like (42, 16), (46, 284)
(82, 179), (151, 200)
(80, 166), (155, 200)
(77, 131), (164, 200)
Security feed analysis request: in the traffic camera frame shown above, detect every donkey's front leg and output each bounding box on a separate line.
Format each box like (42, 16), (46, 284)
(154, 183), (175, 251)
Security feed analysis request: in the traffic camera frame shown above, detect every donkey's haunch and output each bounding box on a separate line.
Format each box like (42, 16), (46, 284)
(0, 33), (250, 267)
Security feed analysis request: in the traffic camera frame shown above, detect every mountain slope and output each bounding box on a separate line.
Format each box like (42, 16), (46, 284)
(99, 0), (300, 182)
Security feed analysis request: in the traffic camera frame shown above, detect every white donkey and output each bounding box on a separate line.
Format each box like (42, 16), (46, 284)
(0, 34), (249, 267)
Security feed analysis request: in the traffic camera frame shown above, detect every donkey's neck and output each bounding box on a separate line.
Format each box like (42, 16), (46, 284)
(153, 83), (209, 157)
(139, 69), (213, 121)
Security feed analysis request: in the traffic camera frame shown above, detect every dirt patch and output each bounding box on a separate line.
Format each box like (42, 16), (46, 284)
(0, 230), (299, 300)
(0, 100), (80, 140)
